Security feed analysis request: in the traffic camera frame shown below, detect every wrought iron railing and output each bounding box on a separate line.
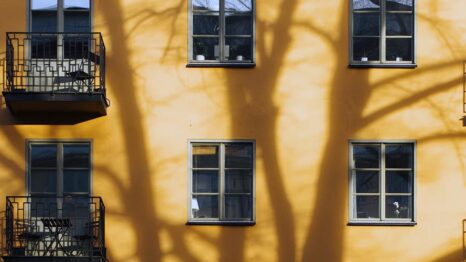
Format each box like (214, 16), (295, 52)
(3, 32), (106, 97)
(4, 196), (105, 259)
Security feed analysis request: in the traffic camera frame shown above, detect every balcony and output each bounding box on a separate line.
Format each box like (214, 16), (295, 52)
(2, 196), (106, 262)
(2, 32), (108, 117)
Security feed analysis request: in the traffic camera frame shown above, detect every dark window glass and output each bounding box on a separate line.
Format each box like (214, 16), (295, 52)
(31, 145), (57, 168)
(64, 11), (90, 32)
(64, 145), (90, 168)
(192, 146), (219, 168)
(225, 195), (251, 219)
(353, 145), (380, 168)
(385, 144), (413, 168)
(63, 196), (89, 218)
(193, 37), (220, 60)
(64, 170), (90, 193)
(193, 170), (219, 193)
(225, 37), (252, 61)
(192, 196), (219, 218)
(30, 170), (57, 193)
(385, 196), (412, 218)
(386, 0), (413, 11)
(355, 171), (379, 193)
(356, 196), (379, 218)
(193, 15), (220, 35)
(225, 14), (252, 35)
(353, 37), (380, 61)
(386, 14), (413, 36)
(31, 196), (58, 217)
(386, 171), (412, 193)
(225, 144), (253, 168)
(225, 170), (252, 193)
(353, 14), (380, 36)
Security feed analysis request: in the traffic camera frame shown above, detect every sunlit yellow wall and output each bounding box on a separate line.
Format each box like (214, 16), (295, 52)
(0, 0), (465, 261)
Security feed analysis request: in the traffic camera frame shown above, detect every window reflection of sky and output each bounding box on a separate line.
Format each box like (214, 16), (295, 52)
(353, 0), (413, 9)
(32, 0), (89, 10)
(193, 0), (251, 12)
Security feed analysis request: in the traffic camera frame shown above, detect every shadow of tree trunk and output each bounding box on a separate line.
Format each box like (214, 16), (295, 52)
(100, 1), (161, 261)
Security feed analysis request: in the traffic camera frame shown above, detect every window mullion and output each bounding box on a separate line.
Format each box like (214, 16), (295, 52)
(219, 143), (225, 220)
(380, 0), (386, 63)
(380, 143), (386, 220)
(219, 0), (225, 62)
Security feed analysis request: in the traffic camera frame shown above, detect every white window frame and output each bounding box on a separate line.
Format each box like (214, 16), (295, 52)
(187, 139), (256, 225)
(349, 0), (416, 68)
(348, 140), (416, 225)
(187, 0), (256, 67)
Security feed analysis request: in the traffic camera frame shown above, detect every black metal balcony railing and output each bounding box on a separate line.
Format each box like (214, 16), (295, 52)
(3, 32), (106, 96)
(4, 196), (105, 260)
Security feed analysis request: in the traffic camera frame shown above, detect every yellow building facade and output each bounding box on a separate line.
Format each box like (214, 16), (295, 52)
(0, 0), (465, 261)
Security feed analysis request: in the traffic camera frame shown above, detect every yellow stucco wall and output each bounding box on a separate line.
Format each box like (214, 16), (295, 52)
(0, 0), (465, 261)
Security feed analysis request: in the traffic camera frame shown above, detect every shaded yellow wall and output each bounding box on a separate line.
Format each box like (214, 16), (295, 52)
(0, 0), (465, 261)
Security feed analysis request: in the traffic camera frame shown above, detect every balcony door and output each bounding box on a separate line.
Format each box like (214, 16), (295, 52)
(28, 141), (91, 219)
(28, 0), (91, 92)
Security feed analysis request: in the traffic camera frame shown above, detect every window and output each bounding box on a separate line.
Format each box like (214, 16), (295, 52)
(28, 140), (91, 217)
(350, 0), (415, 67)
(349, 141), (416, 225)
(29, 0), (91, 58)
(188, 140), (255, 224)
(188, 0), (255, 67)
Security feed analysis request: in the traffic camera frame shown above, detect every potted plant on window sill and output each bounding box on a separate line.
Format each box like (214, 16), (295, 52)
(194, 42), (207, 61)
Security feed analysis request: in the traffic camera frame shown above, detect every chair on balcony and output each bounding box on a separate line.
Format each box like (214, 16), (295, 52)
(53, 51), (100, 93)
(15, 219), (50, 256)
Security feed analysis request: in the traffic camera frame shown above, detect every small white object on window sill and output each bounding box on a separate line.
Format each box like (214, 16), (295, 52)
(195, 55), (205, 61)
(361, 57), (368, 62)
(236, 55), (243, 61)
(396, 57), (403, 62)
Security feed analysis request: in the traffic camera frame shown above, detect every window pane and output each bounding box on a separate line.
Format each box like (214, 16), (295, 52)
(225, 0), (252, 12)
(385, 144), (413, 168)
(64, 36), (90, 59)
(32, 0), (57, 10)
(356, 196), (379, 218)
(353, 14), (380, 36)
(386, 196), (412, 219)
(193, 170), (219, 193)
(193, 0), (219, 11)
(192, 37), (219, 60)
(386, 171), (412, 193)
(353, 37), (380, 61)
(64, 145), (90, 168)
(31, 196), (57, 217)
(63, 196), (89, 218)
(192, 145), (219, 168)
(31, 145), (57, 168)
(64, 0), (90, 9)
(353, 0), (380, 11)
(386, 38), (412, 61)
(225, 14), (252, 35)
(31, 11), (57, 32)
(31, 170), (57, 193)
(225, 170), (252, 193)
(386, 0), (413, 11)
(225, 37), (252, 61)
(353, 144), (380, 168)
(64, 170), (90, 193)
(192, 196), (218, 218)
(225, 143), (253, 168)
(64, 11), (90, 32)
(386, 14), (413, 36)
(31, 36), (57, 59)
(355, 171), (379, 193)
(225, 195), (251, 219)
(193, 14), (220, 35)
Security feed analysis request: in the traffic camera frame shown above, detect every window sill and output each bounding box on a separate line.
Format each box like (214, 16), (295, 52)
(348, 221), (417, 226)
(186, 62), (256, 68)
(349, 63), (417, 69)
(186, 220), (256, 226)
